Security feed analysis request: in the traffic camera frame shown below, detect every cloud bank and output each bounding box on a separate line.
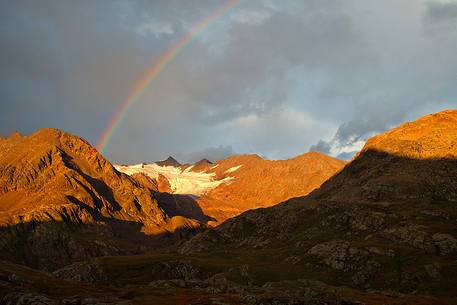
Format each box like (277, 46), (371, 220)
(0, 0), (456, 163)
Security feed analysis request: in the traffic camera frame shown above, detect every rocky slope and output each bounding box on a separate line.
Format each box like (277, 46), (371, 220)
(0, 129), (201, 271)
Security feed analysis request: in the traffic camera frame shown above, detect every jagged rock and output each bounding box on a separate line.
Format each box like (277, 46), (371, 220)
(432, 233), (457, 254)
(317, 202), (388, 232)
(307, 240), (381, 286)
(382, 223), (435, 253)
(156, 173), (172, 193)
(53, 260), (106, 283)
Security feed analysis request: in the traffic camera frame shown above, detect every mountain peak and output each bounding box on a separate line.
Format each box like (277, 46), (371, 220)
(312, 110), (457, 203)
(155, 156), (181, 167)
(9, 130), (24, 140)
(195, 158), (213, 165)
(361, 109), (457, 160)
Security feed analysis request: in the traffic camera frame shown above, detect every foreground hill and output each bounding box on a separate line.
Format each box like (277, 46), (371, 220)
(117, 152), (346, 224)
(0, 129), (201, 270)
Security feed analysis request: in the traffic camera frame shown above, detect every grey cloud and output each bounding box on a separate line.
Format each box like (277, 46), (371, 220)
(309, 101), (417, 158)
(105, 0), (362, 161)
(425, 1), (457, 24)
(336, 151), (356, 161)
(309, 140), (331, 154)
(175, 145), (234, 163)
(1, 0), (455, 164)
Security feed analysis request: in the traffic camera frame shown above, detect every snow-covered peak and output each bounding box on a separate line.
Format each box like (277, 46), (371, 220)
(115, 163), (233, 196)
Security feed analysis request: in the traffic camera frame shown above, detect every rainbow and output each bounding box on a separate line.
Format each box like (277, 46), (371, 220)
(97, 0), (240, 153)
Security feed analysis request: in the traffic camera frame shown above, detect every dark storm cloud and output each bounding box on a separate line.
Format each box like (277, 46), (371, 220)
(0, 1), (171, 138)
(1, 0), (456, 163)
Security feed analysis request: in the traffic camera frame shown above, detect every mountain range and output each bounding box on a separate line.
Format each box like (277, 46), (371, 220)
(117, 150), (345, 224)
(1, 110), (456, 304)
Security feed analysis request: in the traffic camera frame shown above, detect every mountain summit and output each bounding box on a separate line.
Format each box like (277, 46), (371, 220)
(155, 156), (181, 167)
(312, 109), (457, 204)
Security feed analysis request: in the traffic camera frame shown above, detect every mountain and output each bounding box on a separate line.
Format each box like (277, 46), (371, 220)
(186, 158), (214, 173)
(2, 111), (457, 304)
(117, 152), (346, 225)
(197, 152), (346, 223)
(155, 156), (181, 167)
(0, 128), (201, 271)
(174, 110), (457, 302)
(311, 109), (457, 204)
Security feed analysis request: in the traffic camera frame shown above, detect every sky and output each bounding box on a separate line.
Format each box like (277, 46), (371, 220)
(1, 0), (456, 163)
